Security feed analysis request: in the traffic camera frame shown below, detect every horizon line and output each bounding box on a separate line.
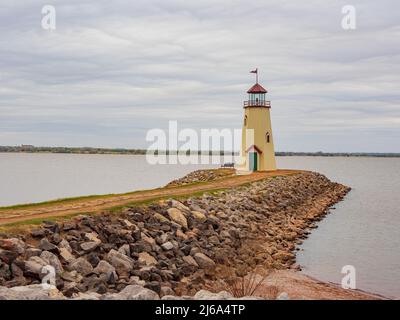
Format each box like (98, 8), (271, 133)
(0, 145), (399, 156)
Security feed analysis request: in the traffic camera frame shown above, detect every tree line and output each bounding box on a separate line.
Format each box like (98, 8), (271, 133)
(0, 146), (399, 157)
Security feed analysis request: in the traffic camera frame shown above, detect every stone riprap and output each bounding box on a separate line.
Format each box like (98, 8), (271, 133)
(0, 171), (350, 300)
(166, 168), (235, 187)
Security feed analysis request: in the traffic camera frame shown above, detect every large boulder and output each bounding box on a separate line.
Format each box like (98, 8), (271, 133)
(153, 213), (170, 224)
(71, 292), (101, 300)
(61, 270), (83, 283)
(80, 241), (99, 252)
(121, 219), (135, 229)
(141, 233), (156, 249)
(62, 222), (76, 231)
(84, 232), (101, 243)
(167, 208), (188, 229)
(0, 249), (18, 264)
(0, 284), (64, 300)
(191, 211), (207, 222)
(106, 249), (134, 276)
(182, 255), (199, 267)
(58, 239), (72, 251)
(0, 238), (26, 255)
(39, 238), (58, 253)
(194, 290), (233, 300)
(24, 256), (47, 277)
(102, 285), (159, 300)
(59, 248), (75, 263)
(93, 260), (117, 281)
(69, 257), (93, 276)
(144, 281), (161, 294)
(193, 253), (216, 269)
(138, 252), (157, 266)
(0, 263), (11, 280)
(40, 251), (63, 275)
(168, 200), (191, 214)
(118, 244), (131, 257)
(30, 228), (46, 238)
(160, 286), (175, 297)
(25, 248), (42, 259)
(161, 241), (174, 251)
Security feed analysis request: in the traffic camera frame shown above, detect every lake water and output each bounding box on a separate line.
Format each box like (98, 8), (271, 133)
(0, 153), (399, 298)
(277, 156), (400, 299)
(0, 153), (219, 207)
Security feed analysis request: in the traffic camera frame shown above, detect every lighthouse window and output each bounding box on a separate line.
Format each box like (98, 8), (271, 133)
(266, 132), (270, 143)
(244, 116), (247, 126)
(249, 93), (265, 105)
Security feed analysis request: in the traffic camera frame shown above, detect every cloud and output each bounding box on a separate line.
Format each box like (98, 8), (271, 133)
(0, 0), (399, 151)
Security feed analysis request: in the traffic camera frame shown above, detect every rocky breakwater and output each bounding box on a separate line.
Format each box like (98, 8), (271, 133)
(0, 171), (350, 299)
(166, 168), (235, 187)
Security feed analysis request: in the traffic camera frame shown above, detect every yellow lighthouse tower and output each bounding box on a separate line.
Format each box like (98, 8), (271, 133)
(238, 70), (276, 172)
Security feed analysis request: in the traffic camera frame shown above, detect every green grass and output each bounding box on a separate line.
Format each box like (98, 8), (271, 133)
(0, 194), (113, 211)
(0, 170), (237, 211)
(0, 212), (91, 234)
(0, 170), (300, 233)
(0, 183), (199, 211)
(0, 185), (230, 232)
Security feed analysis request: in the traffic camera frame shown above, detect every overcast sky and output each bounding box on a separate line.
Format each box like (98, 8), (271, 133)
(0, 0), (399, 152)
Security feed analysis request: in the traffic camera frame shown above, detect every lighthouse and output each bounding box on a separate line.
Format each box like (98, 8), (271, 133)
(238, 70), (277, 172)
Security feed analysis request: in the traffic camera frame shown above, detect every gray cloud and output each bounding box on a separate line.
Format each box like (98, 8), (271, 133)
(0, 0), (399, 152)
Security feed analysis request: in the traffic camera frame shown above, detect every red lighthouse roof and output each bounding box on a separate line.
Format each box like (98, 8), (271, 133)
(247, 83), (267, 93)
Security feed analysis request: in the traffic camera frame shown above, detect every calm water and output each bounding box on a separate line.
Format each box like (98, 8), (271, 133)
(0, 153), (218, 207)
(277, 156), (400, 298)
(0, 154), (399, 298)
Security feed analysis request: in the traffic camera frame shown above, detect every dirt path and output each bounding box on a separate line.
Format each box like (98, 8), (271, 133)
(0, 169), (301, 226)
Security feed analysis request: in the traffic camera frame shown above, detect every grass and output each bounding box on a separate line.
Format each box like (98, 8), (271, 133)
(0, 169), (301, 233)
(206, 267), (278, 299)
(0, 185), (229, 233)
(0, 212), (92, 234)
(224, 272), (269, 298)
(0, 170), (238, 212)
(0, 194), (109, 211)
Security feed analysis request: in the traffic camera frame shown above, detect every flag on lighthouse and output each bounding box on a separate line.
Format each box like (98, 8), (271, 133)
(250, 68), (258, 83)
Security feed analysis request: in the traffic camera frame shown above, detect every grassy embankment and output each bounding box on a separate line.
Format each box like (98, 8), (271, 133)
(0, 169), (302, 233)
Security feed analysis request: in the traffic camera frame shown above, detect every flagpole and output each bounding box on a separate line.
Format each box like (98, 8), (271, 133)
(250, 68), (259, 83)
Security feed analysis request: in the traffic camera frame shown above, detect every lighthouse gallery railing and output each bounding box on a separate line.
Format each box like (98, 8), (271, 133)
(243, 100), (271, 107)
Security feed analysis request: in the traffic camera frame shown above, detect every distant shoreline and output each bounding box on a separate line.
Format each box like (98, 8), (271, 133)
(0, 146), (399, 158)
